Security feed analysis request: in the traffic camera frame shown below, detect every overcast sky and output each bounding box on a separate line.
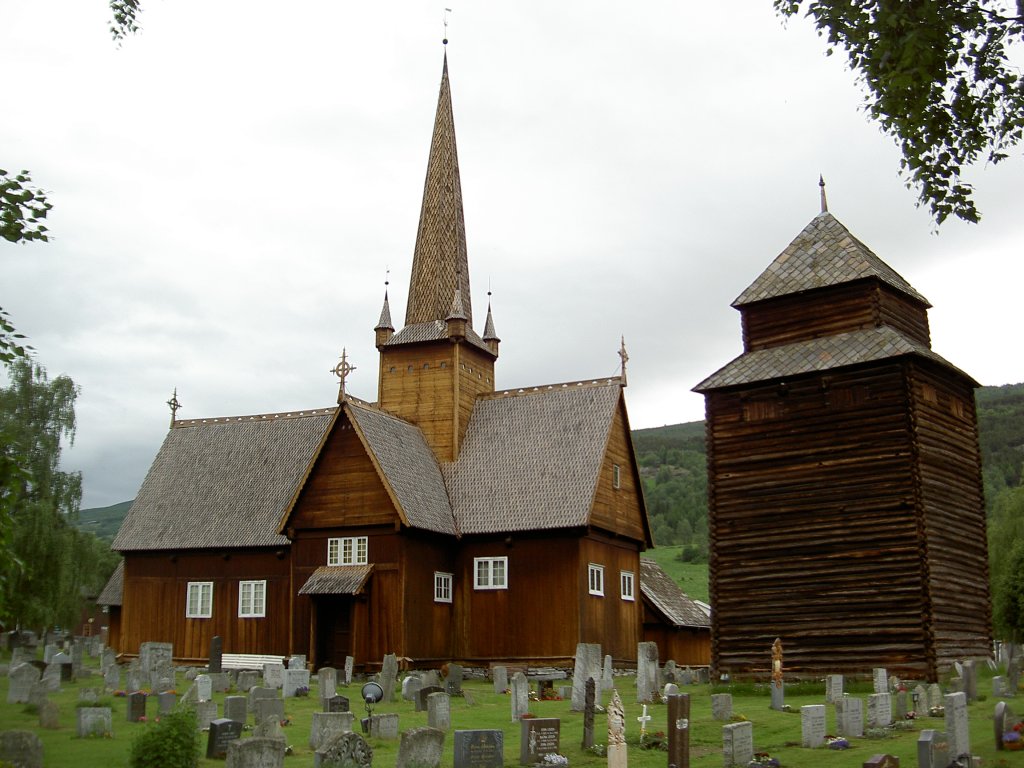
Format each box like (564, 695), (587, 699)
(4, 1), (1022, 510)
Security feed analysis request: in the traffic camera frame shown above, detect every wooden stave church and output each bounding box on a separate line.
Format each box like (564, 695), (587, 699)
(103, 53), (710, 670)
(694, 191), (990, 681)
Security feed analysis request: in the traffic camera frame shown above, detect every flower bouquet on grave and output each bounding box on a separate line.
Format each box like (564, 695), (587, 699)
(639, 731), (667, 751)
(541, 754), (568, 767)
(747, 753), (781, 767)
(1004, 723), (1023, 750)
(295, 686), (310, 697)
(826, 736), (849, 750)
(928, 705), (945, 717)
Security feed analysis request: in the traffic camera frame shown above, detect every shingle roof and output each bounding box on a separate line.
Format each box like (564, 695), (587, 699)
(444, 380), (621, 534)
(694, 326), (972, 392)
(733, 212), (929, 308)
(96, 560), (124, 607)
(346, 401), (457, 536)
(298, 565), (374, 596)
(385, 320), (493, 355)
(639, 558), (710, 629)
(112, 409), (335, 551)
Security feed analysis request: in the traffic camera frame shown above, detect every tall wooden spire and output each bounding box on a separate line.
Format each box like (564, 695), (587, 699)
(405, 53), (472, 327)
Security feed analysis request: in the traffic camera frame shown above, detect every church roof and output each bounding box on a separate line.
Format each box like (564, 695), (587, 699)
(733, 212), (929, 308)
(297, 564), (374, 596)
(403, 53), (473, 328)
(345, 400), (457, 535)
(639, 558), (710, 629)
(444, 379), (623, 535)
(97, 560), (124, 607)
(694, 325), (975, 392)
(385, 320), (493, 354)
(111, 409), (335, 551)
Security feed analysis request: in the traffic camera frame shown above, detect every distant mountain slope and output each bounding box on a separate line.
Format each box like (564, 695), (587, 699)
(74, 499), (132, 541)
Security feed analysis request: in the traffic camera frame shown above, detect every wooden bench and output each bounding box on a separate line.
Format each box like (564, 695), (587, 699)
(219, 653), (286, 671)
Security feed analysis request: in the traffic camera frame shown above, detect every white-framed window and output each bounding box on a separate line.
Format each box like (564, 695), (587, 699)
(238, 580), (266, 617)
(588, 563), (605, 596)
(620, 570), (635, 601)
(327, 536), (368, 566)
(474, 557), (508, 590)
(612, 464), (621, 489)
(186, 581), (213, 618)
(434, 572), (453, 603)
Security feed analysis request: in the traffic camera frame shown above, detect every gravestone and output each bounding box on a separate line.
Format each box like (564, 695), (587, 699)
(41, 663), (62, 692)
(51, 651), (73, 682)
(380, 654), (399, 702)
(396, 727), (445, 768)
(283, 668), (310, 698)
(196, 673), (213, 702)
(402, 675), (422, 702)
(223, 695), (247, 723)
(370, 712), (399, 739)
(76, 706), (113, 738)
(196, 700), (219, 730)
(602, 654), (614, 692)
(680, 666), (694, 686)
(453, 730), (503, 768)
(944, 692), (970, 761)
(421, 670), (442, 688)
(263, 662), (285, 690)
(325, 694), (351, 713)
(571, 643), (602, 712)
(209, 672), (230, 693)
(289, 654), (306, 670)
(100, 647), (116, 673)
(255, 697), (285, 726)
(836, 697), (864, 738)
(993, 676), (1007, 698)
(43, 644), (57, 664)
(913, 684), (928, 713)
(249, 685), (277, 713)
(428, 691), (451, 731)
(0, 730), (43, 768)
(310, 711), (353, 749)
(917, 729), (950, 768)
(582, 678), (596, 749)
(519, 717), (560, 765)
(663, 683), (679, 699)
(344, 656), (354, 686)
(28, 681), (49, 710)
(71, 639), (85, 675)
(712, 693), (733, 721)
(697, 667), (710, 684)
(493, 666), (508, 694)
(873, 668), (889, 694)
(895, 690), (909, 719)
(159, 691), (178, 715)
(38, 698), (60, 729)
(225, 737), (285, 768)
(722, 721), (754, 767)
(316, 731), (373, 768)
(667, 693), (691, 768)
(607, 689), (626, 768)
(207, 718), (243, 758)
(927, 683), (943, 711)
(443, 663), (463, 696)
(636, 641), (659, 703)
(125, 660), (142, 693)
(254, 715), (287, 743)
(826, 674), (844, 704)
(417, 685), (444, 713)
(801, 704), (826, 748)
(868, 693), (893, 728)
(208, 635), (222, 673)
(511, 672), (529, 721)
(770, 637), (784, 711)
(237, 670), (260, 692)
(152, 660), (175, 692)
(962, 660), (978, 702)
(862, 755), (899, 767)
(7, 663), (41, 704)
(320, 667), (338, 699)
(103, 663), (120, 691)
(139, 641), (173, 677)
(127, 690), (147, 722)
(1009, 658), (1021, 695)
(995, 700), (1022, 750)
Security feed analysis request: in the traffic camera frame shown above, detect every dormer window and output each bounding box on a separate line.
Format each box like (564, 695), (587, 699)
(328, 536), (368, 566)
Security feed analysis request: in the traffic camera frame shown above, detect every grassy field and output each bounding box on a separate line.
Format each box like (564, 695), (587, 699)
(642, 546), (709, 603)
(1, 651), (1017, 767)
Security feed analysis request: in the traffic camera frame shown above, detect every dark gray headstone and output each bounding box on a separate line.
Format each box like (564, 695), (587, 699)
(126, 690), (147, 722)
(0, 730), (43, 768)
(861, 755), (900, 768)
(324, 694), (350, 713)
(207, 718), (243, 758)
(159, 691), (177, 715)
(454, 730), (504, 768)
(519, 717), (560, 765)
(917, 729), (950, 768)
(446, 663), (464, 696)
(316, 730), (373, 768)
(225, 736), (285, 768)
(417, 685), (444, 712)
(582, 678), (595, 749)
(396, 727), (445, 768)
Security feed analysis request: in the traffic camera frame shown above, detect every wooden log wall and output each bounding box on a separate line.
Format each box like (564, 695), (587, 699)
(707, 363), (935, 677)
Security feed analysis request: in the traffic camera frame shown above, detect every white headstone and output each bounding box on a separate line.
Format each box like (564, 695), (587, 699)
(196, 674), (212, 703)
(801, 705), (826, 748)
(722, 721), (754, 767)
(872, 668), (888, 694)
(867, 693), (892, 728)
(944, 692), (970, 760)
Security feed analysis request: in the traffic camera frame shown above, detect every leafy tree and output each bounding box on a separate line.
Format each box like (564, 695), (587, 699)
(777, 1), (1024, 224)
(1, 169), (50, 362)
(993, 537), (1024, 650)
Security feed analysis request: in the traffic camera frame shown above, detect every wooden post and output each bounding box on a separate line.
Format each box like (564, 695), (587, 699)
(667, 693), (690, 768)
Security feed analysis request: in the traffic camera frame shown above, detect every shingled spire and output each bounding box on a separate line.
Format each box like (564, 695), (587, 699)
(405, 53), (472, 327)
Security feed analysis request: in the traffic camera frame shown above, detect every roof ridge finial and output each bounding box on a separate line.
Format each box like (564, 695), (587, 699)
(167, 387), (182, 427)
(330, 348), (356, 404)
(618, 336), (629, 387)
(443, 7), (451, 46)
(819, 174), (828, 214)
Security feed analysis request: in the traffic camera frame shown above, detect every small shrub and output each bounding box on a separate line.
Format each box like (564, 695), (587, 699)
(128, 707), (199, 768)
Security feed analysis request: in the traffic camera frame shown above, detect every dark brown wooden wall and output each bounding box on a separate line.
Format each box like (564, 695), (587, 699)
(642, 603), (711, 666)
(590, 399), (650, 545)
(119, 549), (290, 661)
(579, 534), (643, 660)
(707, 364), (934, 677)
(400, 533), (457, 661)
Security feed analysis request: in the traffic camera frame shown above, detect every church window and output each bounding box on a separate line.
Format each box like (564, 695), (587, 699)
(474, 557), (507, 590)
(620, 571), (635, 601)
(434, 572), (453, 603)
(186, 581), (213, 618)
(588, 564), (605, 596)
(238, 580), (266, 617)
(612, 464), (621, 489)
(423, 363), (430, 369)
(440, 362), (447, 368)
(328, 536), (368, 566)
(408, 365), (414, 373)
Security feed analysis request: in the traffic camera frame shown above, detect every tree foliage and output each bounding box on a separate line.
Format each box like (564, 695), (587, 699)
(1, 169), (51, 245)
(109, 0), (142, 44)
(776, 1), (1024, 224)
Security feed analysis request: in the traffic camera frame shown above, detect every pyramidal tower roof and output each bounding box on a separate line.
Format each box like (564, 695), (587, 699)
(732, 211), (930, 308)
(404, 53), (472, 327)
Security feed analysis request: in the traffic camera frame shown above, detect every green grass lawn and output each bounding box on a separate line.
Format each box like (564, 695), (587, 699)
(1, 651), (1018, 767)
(642, 546), (709, 603)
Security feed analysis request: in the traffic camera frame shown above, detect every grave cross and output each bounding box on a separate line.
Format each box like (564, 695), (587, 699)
(637, 704), (652, 737)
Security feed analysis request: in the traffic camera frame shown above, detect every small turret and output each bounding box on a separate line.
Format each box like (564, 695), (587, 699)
(446, 282), (467, 342)
(374, 283), (394, 349)
(482, 292), (499, 356)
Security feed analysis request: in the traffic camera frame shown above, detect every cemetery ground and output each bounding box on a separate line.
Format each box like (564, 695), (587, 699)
(0, 650), (1020, 768)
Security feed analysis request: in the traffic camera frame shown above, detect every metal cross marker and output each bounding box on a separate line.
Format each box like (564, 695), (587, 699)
(166, 388), (182, 426)
(637, 704), (651, 736)
(331, 348), (356, 403)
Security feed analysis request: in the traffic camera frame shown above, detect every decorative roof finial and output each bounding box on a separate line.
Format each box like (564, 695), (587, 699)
(819, 174), (828, 214)
(443, 7), (451, 45)
(330, 348), (356, 404)
(618, 336), (629, 387)
(167, 387), (182, 427)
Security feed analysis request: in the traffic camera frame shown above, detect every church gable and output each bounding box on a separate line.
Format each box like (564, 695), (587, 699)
(589, 394), (652, 546)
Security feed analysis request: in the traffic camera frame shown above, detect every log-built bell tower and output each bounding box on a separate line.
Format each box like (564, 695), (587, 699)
(374, 53), (499, 463)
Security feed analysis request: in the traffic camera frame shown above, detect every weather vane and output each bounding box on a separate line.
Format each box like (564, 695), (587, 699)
(167, 387), (182, 426)
(331, 348), (356, 404)
(443, 7), (452, 45)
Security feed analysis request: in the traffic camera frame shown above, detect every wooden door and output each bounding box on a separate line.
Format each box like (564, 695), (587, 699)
(315, 597), (353, 669)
